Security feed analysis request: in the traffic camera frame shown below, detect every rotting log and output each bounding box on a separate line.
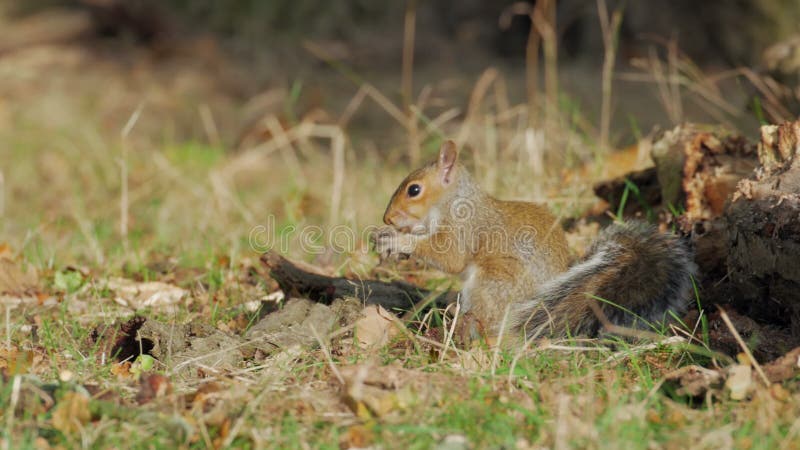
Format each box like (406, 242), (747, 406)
(588, 121), (800, 356)
(660, 121), (800, 351)
(593, 125), (758, 221)
(723, 121), (800, 335)
(259, 250), (455, 313)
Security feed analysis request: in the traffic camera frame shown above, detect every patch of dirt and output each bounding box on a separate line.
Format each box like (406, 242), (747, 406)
(92, 296), (365, 383)
(137, 320), (244, 380)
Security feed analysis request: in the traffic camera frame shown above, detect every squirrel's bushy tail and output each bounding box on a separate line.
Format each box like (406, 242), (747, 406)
(513, 221), (696, 338)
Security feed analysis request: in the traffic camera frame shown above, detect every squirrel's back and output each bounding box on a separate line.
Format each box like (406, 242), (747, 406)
(513, 221), (696, 338)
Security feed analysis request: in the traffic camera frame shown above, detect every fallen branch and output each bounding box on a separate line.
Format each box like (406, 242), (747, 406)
(259, 251), (455, 312)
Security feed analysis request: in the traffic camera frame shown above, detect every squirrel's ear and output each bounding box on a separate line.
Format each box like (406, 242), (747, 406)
(437, 140), (458, 184)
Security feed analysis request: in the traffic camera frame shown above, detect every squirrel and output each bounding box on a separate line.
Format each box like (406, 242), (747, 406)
(373, 140), (697, 341)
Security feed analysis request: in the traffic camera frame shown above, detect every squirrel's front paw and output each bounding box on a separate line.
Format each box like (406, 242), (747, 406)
(371, 226), (418, 260)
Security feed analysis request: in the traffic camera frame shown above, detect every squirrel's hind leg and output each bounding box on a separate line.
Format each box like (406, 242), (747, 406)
(457, 265), (529, 344)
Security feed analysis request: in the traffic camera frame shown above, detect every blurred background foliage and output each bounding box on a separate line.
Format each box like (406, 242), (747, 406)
(1, 0), (799, 267)
(4, 0), (799, 65)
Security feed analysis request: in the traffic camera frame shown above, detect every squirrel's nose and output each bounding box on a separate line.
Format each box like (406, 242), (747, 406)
(383, 211), (394, 226)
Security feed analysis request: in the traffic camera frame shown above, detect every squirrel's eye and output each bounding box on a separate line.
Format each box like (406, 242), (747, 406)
(407, 183), (422, 198)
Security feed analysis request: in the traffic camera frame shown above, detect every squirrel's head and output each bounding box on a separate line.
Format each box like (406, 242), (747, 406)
(383, 140), (460, 233)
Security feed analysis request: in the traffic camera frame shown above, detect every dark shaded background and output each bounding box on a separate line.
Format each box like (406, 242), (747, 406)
(11, 0), (797, 65)
(4, 0), (799, 147)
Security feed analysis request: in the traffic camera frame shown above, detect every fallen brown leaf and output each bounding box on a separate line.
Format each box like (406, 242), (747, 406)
(0, 251), (39, 295)
(763, 346), (800, 383)
(340, 424), (375, 449)
(353, 305), (402, 350)
(51, 391), (91, 435)
(0, 346), (33, 376)
(105, 277), (187, 312)
(110, 361), (133, 380)
(136, 374), (172, 404)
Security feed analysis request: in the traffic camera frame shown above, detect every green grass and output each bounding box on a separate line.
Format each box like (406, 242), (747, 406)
(1, 18), (799, 450)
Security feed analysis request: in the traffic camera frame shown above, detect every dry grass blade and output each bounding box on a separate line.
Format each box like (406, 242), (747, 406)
(554, 394), (570, 450)
(224, 122), (308, 176)
(309, 323), (344, 386)
(346, 83), (408, 128)
(402, 0), (419, 166)
(456, 68), (499, 146)
(780, 418), (800, 450)
(118, 103), (144, 252)
(168, 339), (259, 375)
(5, 306), (11, 349)
(439, 301), (461, 363)
(718, 308), (770, 386)
(499, 2), (540, 127)
(648, 47), (681, 125)
(220, 378), (273, 448)
(303, 124), (346, 227)
(71, 212), (105, 265)
(490, 305), (513, 376)
(414, 105), (461, 143)
(209, 170), (256, 224)
(5, 375), (21, 433)
(198, 104), (221, 148)
(604, 336), (686, 364)
(597, 0), (623, 153)
(0, 169), (4, 218)
(8, 6), (800, 447)
(667, 38), (683, 123)
(738, 67), (795, 122)
(530, 0), (558, 125)
(264, 116), (306, 186)
(587, 300), (665, 341)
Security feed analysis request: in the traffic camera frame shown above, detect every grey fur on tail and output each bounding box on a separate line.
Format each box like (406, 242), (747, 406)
(513, 221), (697, 338)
